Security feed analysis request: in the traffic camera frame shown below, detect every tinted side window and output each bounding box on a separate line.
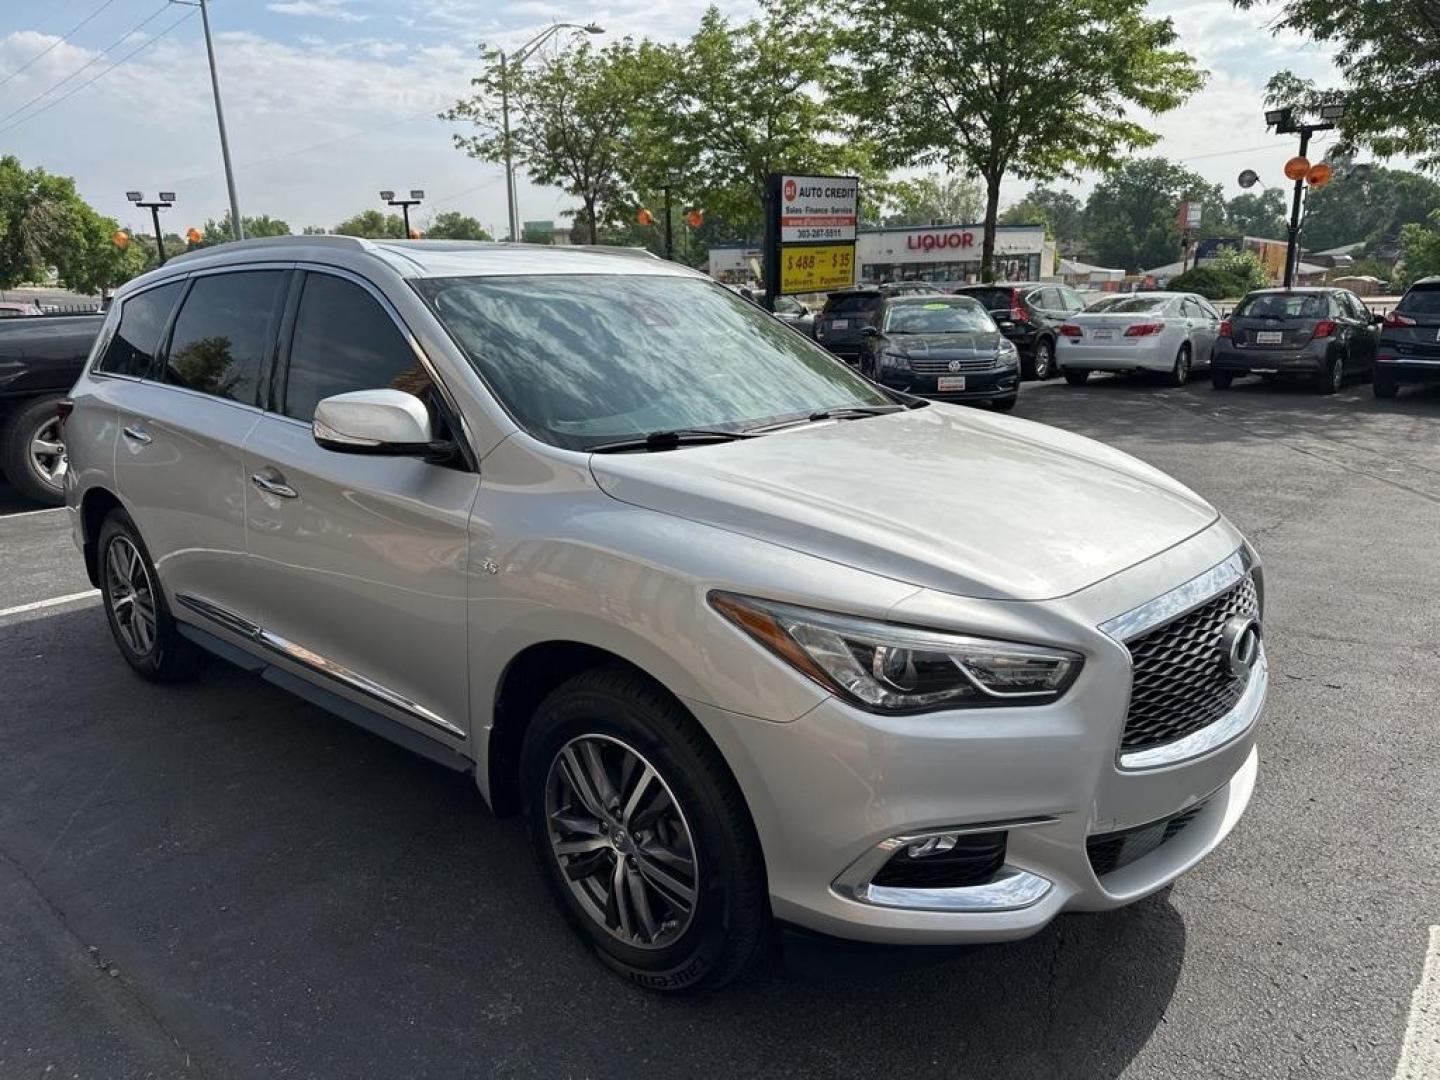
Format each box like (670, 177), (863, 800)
(94, 283), (183, 377)
(163, 271), (287, 404)
(282, 273), (431, 422)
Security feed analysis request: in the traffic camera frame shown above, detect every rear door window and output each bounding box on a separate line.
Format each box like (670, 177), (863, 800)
(281, 272), (433, 422)
(958, 287), (1014, 312)
(1397, 285), (1440, 317)
(94, 282), (183, 377)
(163, 271), (288, 404)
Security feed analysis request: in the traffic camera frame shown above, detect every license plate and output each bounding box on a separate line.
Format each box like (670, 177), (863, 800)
(830, 319), (848, 329)
(1093, 328), (1115, 340)
(1256, 330), (1283, 344)
(937, 376), (966, 391)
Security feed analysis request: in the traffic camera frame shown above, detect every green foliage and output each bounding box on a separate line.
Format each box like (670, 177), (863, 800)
(1239, 3), (1440, 170)
(1083, 158), (1226, 271)
(200, 214), (291, 246)
(882, 173), (984, 226)
(1396, 211), (1440, 288)
(1167, 265), (1245, 299)
(333, 210), (405, 239)
(1225, 189), (1288, 239)
(1213, 247), (1271, 291)
(1298, 159), (1440, 251)
(1009, 186), (1084, 244)
(424, 211), (492, 240)
(834, 0), (1204, 278)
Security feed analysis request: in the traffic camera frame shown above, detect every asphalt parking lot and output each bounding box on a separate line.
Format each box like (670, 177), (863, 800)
(1, 373), (1438, 1080)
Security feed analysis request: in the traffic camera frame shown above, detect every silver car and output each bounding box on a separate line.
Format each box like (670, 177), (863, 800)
(63, 238), (1267, 992)
(1056, 292), (1224, 386)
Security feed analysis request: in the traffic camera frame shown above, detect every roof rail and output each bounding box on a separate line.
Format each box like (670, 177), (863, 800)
(559, 244), (661, 261)
(165, 234), (376, 265)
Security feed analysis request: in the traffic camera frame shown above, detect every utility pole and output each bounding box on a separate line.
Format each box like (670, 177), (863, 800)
(663, 182), (674, 261)
(173, 0), (244, 240)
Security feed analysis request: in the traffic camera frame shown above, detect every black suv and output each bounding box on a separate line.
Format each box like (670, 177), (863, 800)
(814, 282), (939, 363)
(949, 283), (1088, 380)
(1375, 277), (1440, 398)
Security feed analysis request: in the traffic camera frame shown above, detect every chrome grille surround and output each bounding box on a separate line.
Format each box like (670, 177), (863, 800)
(908, 357), (999, 374)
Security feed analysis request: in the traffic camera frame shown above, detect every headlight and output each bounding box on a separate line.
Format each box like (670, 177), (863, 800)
(997, 339), (1019, 366)
(710, 593), (1082, 713)
(880, 349), (910, 369)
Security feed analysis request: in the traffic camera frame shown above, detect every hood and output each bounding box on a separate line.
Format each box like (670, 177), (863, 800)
(590, 406), (1218, 601)
(882, 331), (1001, 358)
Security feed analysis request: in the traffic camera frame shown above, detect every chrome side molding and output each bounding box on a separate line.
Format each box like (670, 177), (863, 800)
(175, 593), (465, 738)
(1099, 546), (1251, 643)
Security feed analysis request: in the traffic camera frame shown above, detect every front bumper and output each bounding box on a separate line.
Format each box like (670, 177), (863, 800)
(875, 366), (1019, 403)
(696, 525), (1265, 944)
(1213, 344), (1326, 374)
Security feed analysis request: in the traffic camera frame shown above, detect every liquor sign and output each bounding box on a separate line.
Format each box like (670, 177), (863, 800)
(765, 173), (860, 301)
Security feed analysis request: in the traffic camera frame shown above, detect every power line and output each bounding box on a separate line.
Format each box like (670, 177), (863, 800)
(0, 7), (197, 138)
(0, 0), (125, 89)
(0, 4), (172, 130)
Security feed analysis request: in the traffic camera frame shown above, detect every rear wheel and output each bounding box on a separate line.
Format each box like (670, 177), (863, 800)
(521, 665), (770, 993)
(0, 394), (67, 506)
(98, 510), (205, 683)
(1031, 339), (1056, 380)
(1317, 353), (1344, 395)
(1373, 374), (1399, 399)
(1211, 370), (1234, 390)
(1063, 368), (1090, 386)
(1167, 345), (1192, 387)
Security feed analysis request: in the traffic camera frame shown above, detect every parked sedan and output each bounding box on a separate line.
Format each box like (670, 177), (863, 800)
(858, 295), (1020, 409)
(1056, 293), (1221, 387)
(1211, 287), (1379, 394)
(1373, 276), (1440, 398)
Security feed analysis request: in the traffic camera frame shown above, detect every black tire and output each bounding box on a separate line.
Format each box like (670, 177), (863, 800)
(1317, 353), (1344, 395)
(1167, 345), (1192, 387)
(1063, 368), (1090, 386)
(97, 510), (205, 683)
(1373, 374), (1398, 399)
(520, 664), (770, 993)
(0, 394), (67, 506)
(990, 396), (1016, 412)
(1211, 370), (1235, 390)
(1031, 338), (1056, 380)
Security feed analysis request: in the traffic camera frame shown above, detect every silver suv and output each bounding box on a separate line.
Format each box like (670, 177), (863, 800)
(63, 238), (1268, 992)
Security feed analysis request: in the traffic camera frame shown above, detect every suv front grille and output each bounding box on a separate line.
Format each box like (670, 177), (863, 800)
(1121, 576), (1259, 753)
(1087, 798), (1210, 878)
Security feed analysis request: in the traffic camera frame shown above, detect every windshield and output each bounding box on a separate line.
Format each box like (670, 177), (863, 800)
(1100, 297), (1173, 315)
(885, 300), (995, 334)
(416, 274), (893, 450)
(1397, 286), (1440, 317)
(1234, 293), (1327, 319)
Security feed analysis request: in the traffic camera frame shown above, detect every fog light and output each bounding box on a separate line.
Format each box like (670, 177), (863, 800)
(907, 834), (959, 858)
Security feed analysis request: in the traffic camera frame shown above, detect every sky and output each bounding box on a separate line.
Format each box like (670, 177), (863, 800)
(0, 0), (1347, 239)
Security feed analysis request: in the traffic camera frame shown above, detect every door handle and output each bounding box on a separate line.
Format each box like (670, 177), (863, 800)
(122, 425), (151, 445)
(251, 471), (298, 499)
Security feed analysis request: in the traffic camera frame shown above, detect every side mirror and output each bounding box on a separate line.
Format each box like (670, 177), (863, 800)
(860, 325), (880, 336)
(313, 389), (453, 459)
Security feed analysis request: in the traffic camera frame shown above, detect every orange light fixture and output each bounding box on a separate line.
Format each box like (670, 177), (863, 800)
(1283, 156), (1311, 181)
(408, 228), (422, 239)
(1306, 162), (1333, 187)
(636, 208), (654, 226)
(685, 208), (704, 229)
(185, 227), (203, 244)
(112, 230), (130, 249)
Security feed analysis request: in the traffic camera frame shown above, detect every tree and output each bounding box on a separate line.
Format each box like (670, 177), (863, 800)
(881, 173), (984, 226)
(1237, 1), (1440, 170)
(1299, 160), (1440, 251)
(836, 0), (1204, 279)
(1214, 247), (1271, 291)
(0, 155), (138, 293)
(423, 211), (492, 240)
(1083, 158), (1226, 271)
(200, 214), (291, 246)
(1008, 186), (1085, 245)
(333, 210), (405, 239)
(444, 40), (643, 244)
(1225, 189), (1288, 239)
(1395, 211), (1440, 288)
(1168, 265), (1245, 299)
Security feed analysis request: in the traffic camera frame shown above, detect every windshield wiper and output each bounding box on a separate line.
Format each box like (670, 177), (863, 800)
(587, 427), (761, 453)
(746, 405), (906, 434)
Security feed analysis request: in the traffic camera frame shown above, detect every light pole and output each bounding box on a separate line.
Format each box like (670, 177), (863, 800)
(496, 22), (603, 242)
(127, 191), (176, 265)
(380, 190), (425, 237)
(172, 0), (243, 240)
(1265, 102), (1345, 288)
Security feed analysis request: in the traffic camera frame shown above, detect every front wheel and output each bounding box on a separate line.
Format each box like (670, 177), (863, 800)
(1063, 368), (1090, 386)
(1211, 370), (1235, 389)
(521, 665), (771, 993)
(1031, 339), (1056, 380)
(98, 510), (205, 682)
(0, 394), (67, 505)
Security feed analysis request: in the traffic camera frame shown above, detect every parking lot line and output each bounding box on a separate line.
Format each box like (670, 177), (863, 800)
(0, 589), (100, 619)
(0, 506), (68, 520)
(1396, 926), (1440, 1079)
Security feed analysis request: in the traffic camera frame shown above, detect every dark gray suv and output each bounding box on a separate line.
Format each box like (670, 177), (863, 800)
(1374, 277), (1440, 398)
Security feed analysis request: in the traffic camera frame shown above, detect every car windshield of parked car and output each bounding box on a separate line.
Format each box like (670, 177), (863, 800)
(1235, 293), (1326, 319)
(1101, 297), (1173, 315)
(416, 274), (894, 450)
(885, 301), (994, 334)
(1397, 286), (1440, 316)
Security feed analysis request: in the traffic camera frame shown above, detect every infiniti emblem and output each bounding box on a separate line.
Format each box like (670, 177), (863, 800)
(947, 359), (963, 372)
(1218, 615), (1262, 679)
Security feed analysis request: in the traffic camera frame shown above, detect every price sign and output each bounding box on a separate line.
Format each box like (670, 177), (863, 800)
(779, 244), (856, 293)
(764, 172), (860, 301)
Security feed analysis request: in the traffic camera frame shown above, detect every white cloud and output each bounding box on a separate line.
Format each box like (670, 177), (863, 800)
(266, 1), (371, 24)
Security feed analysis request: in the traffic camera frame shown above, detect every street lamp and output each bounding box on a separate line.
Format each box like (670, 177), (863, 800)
(381, 189), (425, 237)
(170, 0), (243, 240)
(127, 191), (176, 265)
(496, 22), (603, 242)
(1265, 101), (1345, 287)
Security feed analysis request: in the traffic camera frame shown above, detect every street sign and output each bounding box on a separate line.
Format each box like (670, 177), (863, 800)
(778, 175), (859, 243)
(764, 172), (860, 304)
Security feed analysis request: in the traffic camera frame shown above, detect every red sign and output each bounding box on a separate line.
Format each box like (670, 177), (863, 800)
(783, 179), (797, 202)
(907, 231), (975, 251)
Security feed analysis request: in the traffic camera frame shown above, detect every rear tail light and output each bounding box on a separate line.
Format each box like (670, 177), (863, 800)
(1311, 319), (1337, 340)
(1059, 323), (1082, 337)
(1218, 319), (1232, 338)
(1124, 322), (1165, 337)
(1009, 290), (1030, 323)
(1384, 310), (1416, 328)
(56, 398), (74, 428)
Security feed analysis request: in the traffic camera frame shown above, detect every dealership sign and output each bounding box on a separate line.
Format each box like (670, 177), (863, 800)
(765, 172), (860, 299)
(778, 175), (859, 244)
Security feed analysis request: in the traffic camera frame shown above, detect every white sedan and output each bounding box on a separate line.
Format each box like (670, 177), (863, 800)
(1055, 292), (1223, 386)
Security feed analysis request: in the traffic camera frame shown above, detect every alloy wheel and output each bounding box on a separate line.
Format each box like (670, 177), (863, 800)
(105, 535), (157, 656)
(1174, 348), (1190, 385)
(1034, 341), (1053, 379)
(545, 734), (698, 950)
(29, 416), (66, 491)
(1332, 356), (1345, 392)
